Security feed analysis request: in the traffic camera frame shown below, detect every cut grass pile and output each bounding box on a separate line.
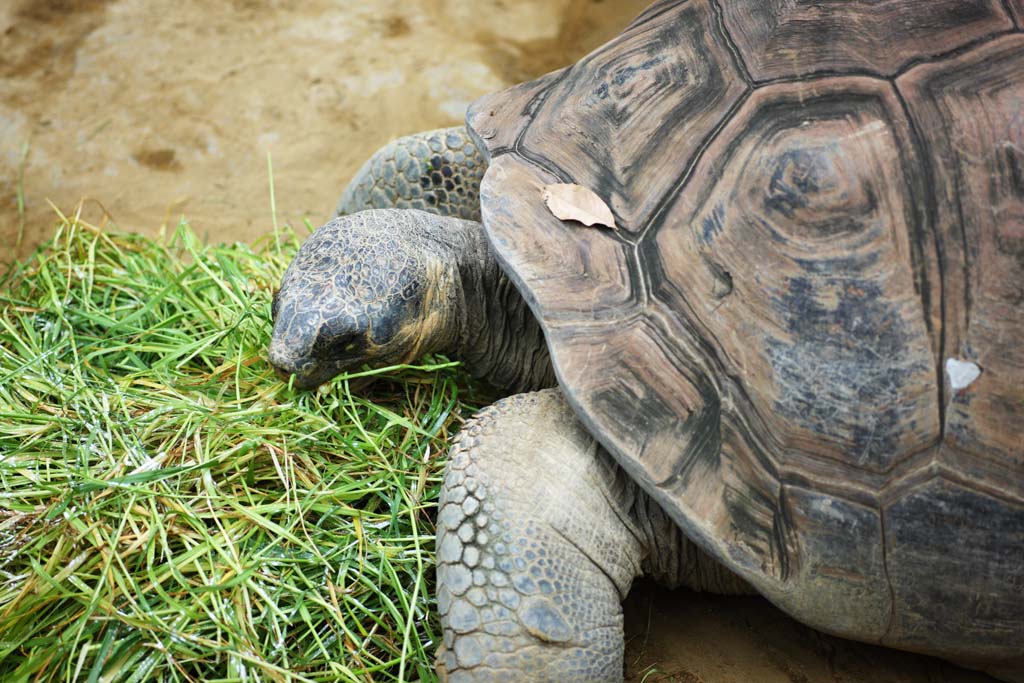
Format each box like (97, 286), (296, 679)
(0, 215), (479, 682)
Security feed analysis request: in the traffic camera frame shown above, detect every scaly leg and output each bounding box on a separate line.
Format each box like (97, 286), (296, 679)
(435, 390), (748, 683)
(336, 126), (485, 221)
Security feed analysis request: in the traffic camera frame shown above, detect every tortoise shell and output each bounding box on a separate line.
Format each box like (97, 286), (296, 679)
(467, 0), (1024, 665)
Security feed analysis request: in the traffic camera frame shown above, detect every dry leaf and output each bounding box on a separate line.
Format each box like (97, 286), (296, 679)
(542, 183), (617, 229)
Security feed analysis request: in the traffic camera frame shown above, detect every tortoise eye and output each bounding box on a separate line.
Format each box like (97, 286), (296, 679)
(329, 338), (362, 362)
(317, 331), (362, 362)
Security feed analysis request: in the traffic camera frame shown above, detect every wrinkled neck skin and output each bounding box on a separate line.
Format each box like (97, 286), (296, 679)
(434, 220), (556, 394)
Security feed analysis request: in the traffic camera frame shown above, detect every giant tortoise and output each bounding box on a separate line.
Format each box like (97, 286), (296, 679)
(268, 1), (1024, 680)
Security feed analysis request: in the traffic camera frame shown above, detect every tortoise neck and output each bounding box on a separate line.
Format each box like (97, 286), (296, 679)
(446, 220), (556, 393)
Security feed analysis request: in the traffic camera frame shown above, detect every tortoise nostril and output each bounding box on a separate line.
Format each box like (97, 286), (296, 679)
(268, 338), (299, 373)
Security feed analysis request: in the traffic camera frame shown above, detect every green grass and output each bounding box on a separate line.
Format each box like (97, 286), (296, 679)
(0, 214), (481, 682)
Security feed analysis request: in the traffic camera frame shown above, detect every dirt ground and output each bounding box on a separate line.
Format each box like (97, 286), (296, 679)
(0, 0), (655, 263)
(0, 1), (1003, 682)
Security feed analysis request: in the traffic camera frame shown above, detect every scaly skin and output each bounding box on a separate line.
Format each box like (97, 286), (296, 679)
(436, 391), (749, 683)
(336, 126), (486, 222)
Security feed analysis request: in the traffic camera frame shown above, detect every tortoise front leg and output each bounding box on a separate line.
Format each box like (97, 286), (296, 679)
(435, 389), (642, 682)
(434, 393), (638, 679)
(336, 127), (486, 221)
(435, 389), (752, 682)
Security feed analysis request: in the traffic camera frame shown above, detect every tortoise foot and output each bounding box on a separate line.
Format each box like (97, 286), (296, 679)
(435, 390), (642, 682)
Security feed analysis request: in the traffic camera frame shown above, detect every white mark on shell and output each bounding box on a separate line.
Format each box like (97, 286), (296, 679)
(945, 358), (982, 391)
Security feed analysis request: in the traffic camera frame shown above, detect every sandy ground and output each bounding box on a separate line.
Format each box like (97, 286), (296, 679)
(0, 0), (651, 263)
(623, 584), (996, 683)
(0, 1), (1003, 681)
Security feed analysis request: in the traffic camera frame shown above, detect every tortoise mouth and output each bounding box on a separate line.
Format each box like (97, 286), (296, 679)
(269, 344), (381, 390)
(268, 341), (345, 390)
(274, 362), (345, 391)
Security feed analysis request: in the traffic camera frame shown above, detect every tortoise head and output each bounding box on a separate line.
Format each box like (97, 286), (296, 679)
(268, 211), (458, 389)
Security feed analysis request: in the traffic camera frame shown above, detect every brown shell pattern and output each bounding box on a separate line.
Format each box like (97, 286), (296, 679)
(468, 0), (1024, 659)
